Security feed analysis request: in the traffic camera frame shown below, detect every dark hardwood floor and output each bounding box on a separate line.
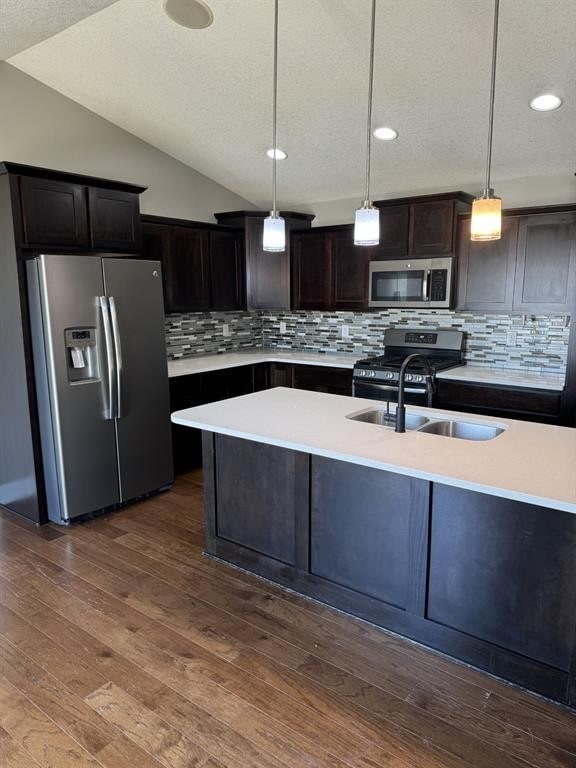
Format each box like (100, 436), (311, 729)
(0, 471), (575, 768)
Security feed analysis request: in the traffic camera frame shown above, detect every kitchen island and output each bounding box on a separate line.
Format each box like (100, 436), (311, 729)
(172, 387), (576, 707)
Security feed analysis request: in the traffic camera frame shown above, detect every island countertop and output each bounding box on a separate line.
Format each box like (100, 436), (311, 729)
(172, 387), (576, 514)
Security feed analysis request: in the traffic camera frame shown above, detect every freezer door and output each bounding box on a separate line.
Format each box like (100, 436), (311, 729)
(102, 258), (173, 501)
(31, 254), (120, 521)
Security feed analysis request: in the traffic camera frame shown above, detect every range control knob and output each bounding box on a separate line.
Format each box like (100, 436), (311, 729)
(369, 371), (376, 378)
(386, 371), (395, 380)
(405, 374), (413, 382)
(414, 374), (424, 383)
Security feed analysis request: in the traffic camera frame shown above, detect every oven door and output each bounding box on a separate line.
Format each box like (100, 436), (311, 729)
(353, 380), (429, 406)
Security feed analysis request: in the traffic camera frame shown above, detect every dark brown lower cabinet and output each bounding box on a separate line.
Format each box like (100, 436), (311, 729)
(202, 432), (576, 708)
(428, 484), (576, 671)
(436, 379), (562, 423)
(311, 459), (428, 611)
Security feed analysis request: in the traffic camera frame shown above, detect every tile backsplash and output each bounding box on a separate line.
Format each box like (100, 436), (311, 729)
(165, 311), (260, 358)
(166, 309), (571, 375)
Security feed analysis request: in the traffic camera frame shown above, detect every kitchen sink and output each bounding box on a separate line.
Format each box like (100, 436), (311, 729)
(347, 409), (429, 430)
(346, 408), (505, 441)
(418, 420), (505, 441)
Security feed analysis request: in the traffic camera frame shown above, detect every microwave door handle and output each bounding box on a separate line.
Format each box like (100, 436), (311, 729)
(99, 296), (116, 420)
(108, 296), (123, 420)
(422, 270), (431, 301)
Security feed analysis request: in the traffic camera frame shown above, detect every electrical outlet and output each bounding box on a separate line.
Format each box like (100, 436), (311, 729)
(341, 325), (350, 338)
(222, 323), (231, 337)
(279, 321), (287, 334)
(506, 331), (517, 346)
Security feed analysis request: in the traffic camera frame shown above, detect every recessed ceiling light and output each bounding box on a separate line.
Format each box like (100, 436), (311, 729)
(266, 148), (287, 160)
(530, 94), (563, 112)
(373, 126), (398, 141)
(163, 0), (214, 29)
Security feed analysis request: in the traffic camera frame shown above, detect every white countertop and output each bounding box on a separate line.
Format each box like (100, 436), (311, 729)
(168, 350), (360, 377)
(172, 388), (576, 514)
(437, 365), (565, 391)
(168, 351), (565, 391)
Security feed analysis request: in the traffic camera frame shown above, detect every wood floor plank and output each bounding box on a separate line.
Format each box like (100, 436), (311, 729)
(85, 682), (224, 768)
(0, 724), (43, 768)
(0, 674), (104, 768)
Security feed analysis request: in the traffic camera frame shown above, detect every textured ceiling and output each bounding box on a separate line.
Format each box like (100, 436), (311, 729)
(7, 0), (576, 207)
(0, 0), (119, 60)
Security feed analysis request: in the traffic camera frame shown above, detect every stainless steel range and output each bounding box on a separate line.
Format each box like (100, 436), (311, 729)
(352, 328), (465, 406)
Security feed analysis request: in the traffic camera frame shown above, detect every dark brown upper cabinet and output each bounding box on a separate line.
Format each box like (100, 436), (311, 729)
(331, 229), (369, 310)
(513, 213), (576, 313)
(214, 211), (314, 310)
(292, 230), (332, 310)
(19, 176), (89, 248)
(88, 187), (141, 251)
(141, 216), (245, 313)
(409, 199), (455, 255)
(164, 227), (211, 313)
(457, 216), (518, 311)
(372, 193), (473, 260)
(457, 209), (576, 314)
(377, 204), (409, 258)
(209, 229), (245, 311)
(14, 164), (145, 252)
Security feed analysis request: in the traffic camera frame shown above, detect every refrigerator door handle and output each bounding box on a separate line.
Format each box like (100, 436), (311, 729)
(98, 296), (116, 420)
(108, 296), (123, 419)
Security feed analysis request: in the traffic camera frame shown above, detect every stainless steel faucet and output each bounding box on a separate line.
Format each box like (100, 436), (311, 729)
(395, 354), (435, 433)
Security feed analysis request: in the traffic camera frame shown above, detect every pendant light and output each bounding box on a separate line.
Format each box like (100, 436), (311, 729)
(354, 0), (379, 247)
(263, 0), (286, 252)
(471, 0), (502, 241)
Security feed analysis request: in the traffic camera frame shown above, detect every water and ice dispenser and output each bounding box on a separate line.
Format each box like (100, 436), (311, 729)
(65, 328), (99, 382)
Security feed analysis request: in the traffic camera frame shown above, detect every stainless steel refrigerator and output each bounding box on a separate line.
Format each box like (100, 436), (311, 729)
(27, 253), (173, 524)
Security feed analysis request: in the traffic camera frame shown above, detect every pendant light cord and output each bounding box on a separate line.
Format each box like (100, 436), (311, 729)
(363, 0), (377, 205)
(484, 0), (499, 193)
(271, 0), (279, 216)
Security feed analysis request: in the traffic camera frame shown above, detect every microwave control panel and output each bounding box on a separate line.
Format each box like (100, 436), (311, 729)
(430, 269), (448, 301)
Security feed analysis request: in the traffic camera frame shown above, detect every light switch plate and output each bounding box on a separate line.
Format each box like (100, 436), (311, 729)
(279, 321), (287, 334)
(506, 331), (517, 346)
(222, 323), (231, 337)
(341, 325), (350, 338)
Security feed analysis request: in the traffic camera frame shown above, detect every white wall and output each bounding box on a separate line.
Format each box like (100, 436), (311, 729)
(0, 63), (254, 221)
(290, 176), (576, 227)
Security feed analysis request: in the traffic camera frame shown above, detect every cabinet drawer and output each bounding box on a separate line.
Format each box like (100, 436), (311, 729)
(293, 364), (352, 396)
(436, 380), (561, 418)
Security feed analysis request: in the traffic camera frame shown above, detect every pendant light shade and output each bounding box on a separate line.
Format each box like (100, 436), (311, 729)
(471, 0), (501, 242)
(471, 189), (502, 241)
(354, 0), (379, 247)
(263, 0), (286, 253)
(354, 202), (380, 246)
(263, 212), (286, 251)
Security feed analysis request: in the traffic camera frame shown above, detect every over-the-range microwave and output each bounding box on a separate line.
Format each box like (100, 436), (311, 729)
(368, 256), (454, 309)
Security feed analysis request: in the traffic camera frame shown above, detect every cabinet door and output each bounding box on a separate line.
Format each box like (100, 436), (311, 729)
(331, 230), (368, 310)
(374, 204), (409, 258)
(269, 363), (294, 388)
(245, 217), (291, 310)
(456, 217), (518, 311)
(88, 188), (141, 250)
(291, 231), (332, 310)
(209, 230), (245, 311)
(409, 200), (454, 255)
(215, 436), (304, 564)
(19, 176), (88, 247)
(429, 484), (576, 670)
(163, 228), (211, 312)
(513, 213), (576, 312)
(311, 457), (429, 612)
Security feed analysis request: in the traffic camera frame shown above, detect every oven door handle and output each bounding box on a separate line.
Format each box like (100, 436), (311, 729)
(353, 381), (428, 396)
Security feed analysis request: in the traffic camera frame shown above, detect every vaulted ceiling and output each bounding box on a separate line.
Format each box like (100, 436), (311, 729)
(4, 0), (576, 207)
